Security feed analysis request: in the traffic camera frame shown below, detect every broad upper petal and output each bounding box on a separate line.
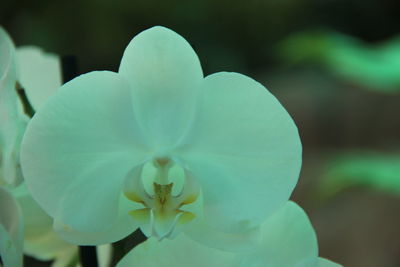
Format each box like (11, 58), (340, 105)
(16, 46), (62, 111)
(21, 71), (150, 234)
(118, 26), (203, 149)
(0, 186), (23, 267)
(178, 72), (301, 233)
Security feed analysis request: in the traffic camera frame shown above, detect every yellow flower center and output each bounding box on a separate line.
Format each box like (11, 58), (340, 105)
(124, 157), (201, 240)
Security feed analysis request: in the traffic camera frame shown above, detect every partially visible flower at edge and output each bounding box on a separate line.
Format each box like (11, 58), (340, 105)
(117, 201), (342, 267)
(13, 184), (78, 266)
(0, 26), (28, 187)
(0, 26), (100, 267)
(16, 45), (62, 111)
(0, 186), (23, 267)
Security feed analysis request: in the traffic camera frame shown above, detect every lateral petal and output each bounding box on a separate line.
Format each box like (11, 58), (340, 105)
(21, 71), (149, 234)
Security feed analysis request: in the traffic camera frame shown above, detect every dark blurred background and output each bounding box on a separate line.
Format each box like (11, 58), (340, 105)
(3, 1), (400, 266)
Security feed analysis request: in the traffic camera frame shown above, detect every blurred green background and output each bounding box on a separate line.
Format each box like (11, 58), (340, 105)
(2, 0), (400, 266)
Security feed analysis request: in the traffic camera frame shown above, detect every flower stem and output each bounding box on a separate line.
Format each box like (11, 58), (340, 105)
(16, 82), (35, 117)
(111, 229), (147, 265)
(61, 55), (79, 83)
(79, 246), (98, 267)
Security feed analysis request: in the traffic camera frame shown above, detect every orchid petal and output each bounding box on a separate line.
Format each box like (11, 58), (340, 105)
(0, 27), (28, 187)
(97, 244), (112, 267)
(16, 46), (62, 111)
(184, 218), (261, 252)
(50, 247), (78, 267)
(295, 258), (318, 267)
(21, 71), (149, 235)
(12, 184), (76, 260)
(179, 72), (301, 233)
(53, 194), (140, 245)
(117, 202), (339, 267)
(0, 186), (23, 267)
(237, 202), (317, 267)
(116, 235), (236, 267)
(316, 258), (343, 267)
(118, 26), (203, 148)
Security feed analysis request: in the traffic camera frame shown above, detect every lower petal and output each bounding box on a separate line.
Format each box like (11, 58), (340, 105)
(184, 218), (261, 252)
(316, 258), (343, 267)
(117, 235), (236, 267)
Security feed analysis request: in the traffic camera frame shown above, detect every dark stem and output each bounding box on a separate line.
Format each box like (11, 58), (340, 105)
(79, 246), (98, 267)
(16, 82), (35, 117)
(61, 55), (79, 83)
(111, 229), (147, 265)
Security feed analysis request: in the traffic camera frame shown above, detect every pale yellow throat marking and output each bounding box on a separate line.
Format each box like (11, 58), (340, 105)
(125, 182), (197, 221)
(124, 158), (199, 239)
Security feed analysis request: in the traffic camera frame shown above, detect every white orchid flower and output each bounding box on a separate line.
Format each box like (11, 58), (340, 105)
(0, 27), (28, 187)
(117, 201), (342, 267)
(0, 27), (61, 187)
(21, 26), (302, 250)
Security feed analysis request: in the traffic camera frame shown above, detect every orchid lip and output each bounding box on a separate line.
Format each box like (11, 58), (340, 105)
(124, 157), (201, 240)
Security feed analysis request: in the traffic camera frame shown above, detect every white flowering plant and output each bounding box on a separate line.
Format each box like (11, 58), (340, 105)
(0, 26), (341, 267)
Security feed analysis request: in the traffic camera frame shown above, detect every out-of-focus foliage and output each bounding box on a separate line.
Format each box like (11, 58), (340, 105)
(0, 0), (310, 75)
(321, 152), (400, 197)
(279, 30), (400, 92)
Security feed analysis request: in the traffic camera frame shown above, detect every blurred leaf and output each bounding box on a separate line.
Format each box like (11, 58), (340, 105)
(321, 152), (400, 197)
(279, 30), (400, 92)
